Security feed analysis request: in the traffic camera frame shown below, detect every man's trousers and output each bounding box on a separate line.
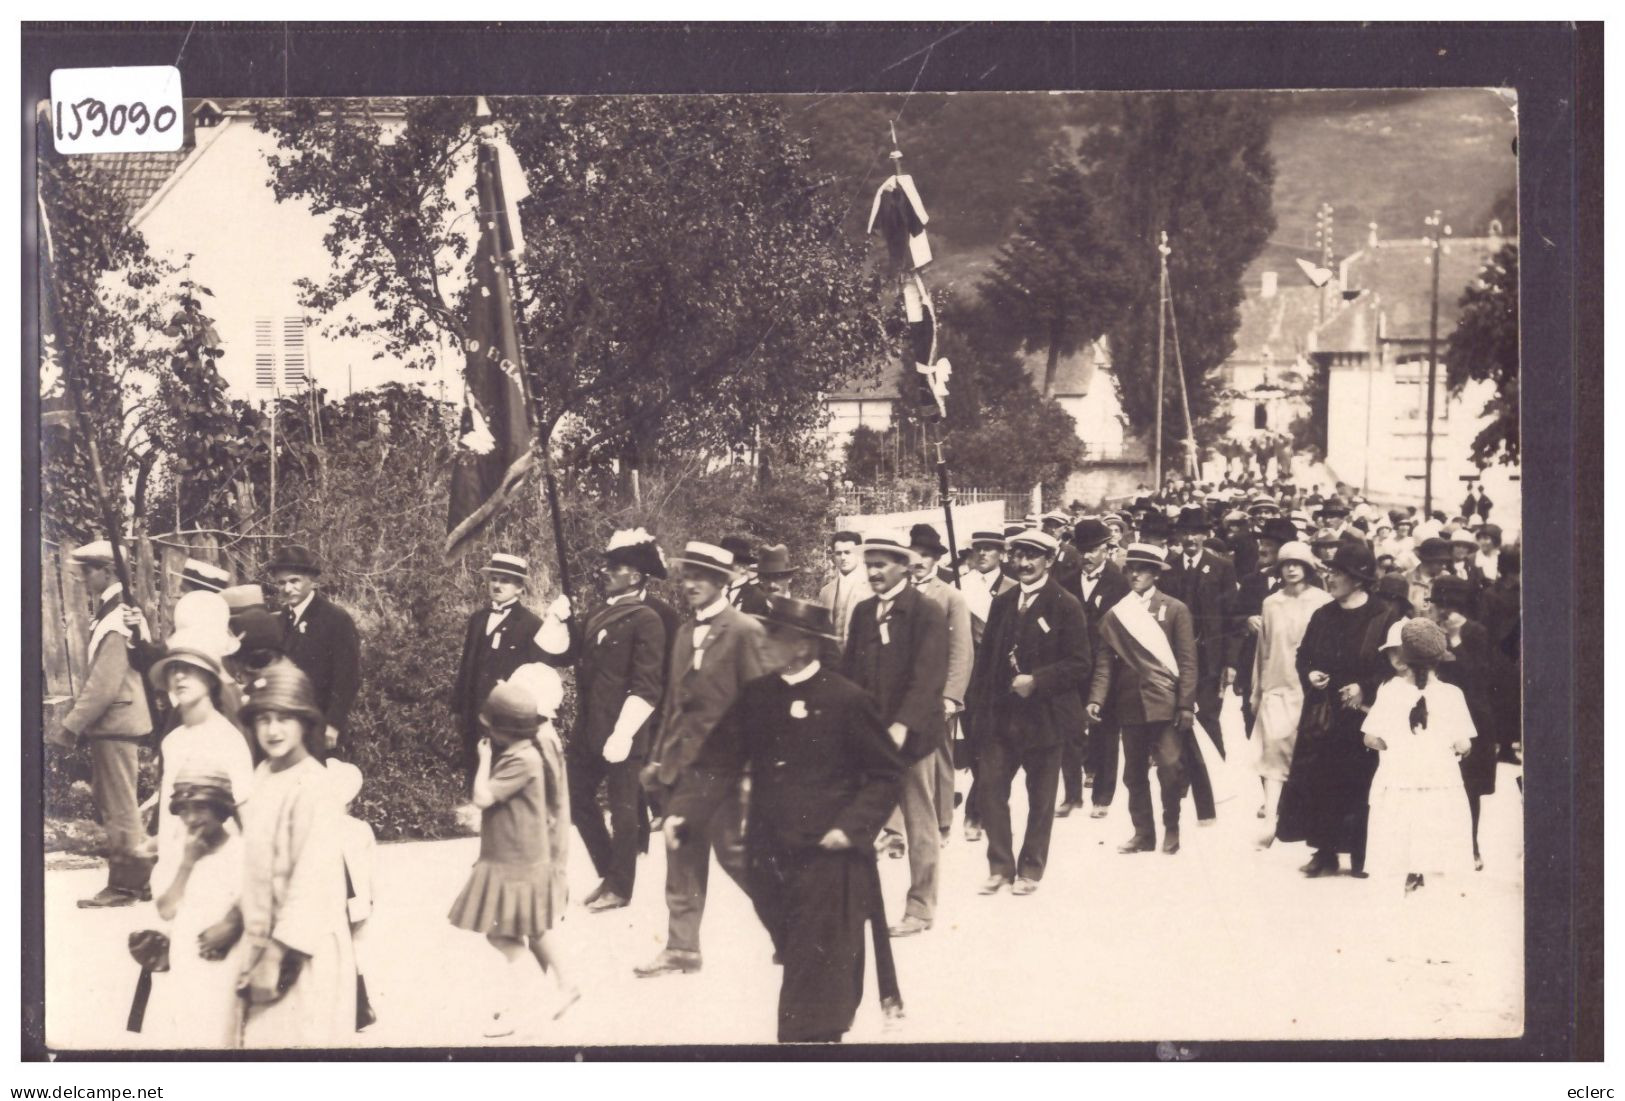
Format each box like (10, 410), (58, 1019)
(1120, 721), (1187, 839)
(568, 748), (645, 900)
(664, 781), (752, 954)
(979, 737), (1062, 882)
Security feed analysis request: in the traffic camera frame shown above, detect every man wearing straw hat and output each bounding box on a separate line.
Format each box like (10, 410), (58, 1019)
(965, 529), (1090, 894)
(1086, 542), (1201, 856)
(56, 540), (156, 907)
(665, 597), (904, 1043)
(265, 544), (361, 756)
(451, 551), (547, 782)
(636, 541), (767, 978)
(839, 536), (947, 933)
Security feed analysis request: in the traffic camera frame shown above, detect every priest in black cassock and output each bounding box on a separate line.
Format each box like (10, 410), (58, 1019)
(665, 597), (904, 1044)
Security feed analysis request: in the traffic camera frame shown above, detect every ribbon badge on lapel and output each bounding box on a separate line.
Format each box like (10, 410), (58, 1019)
(298, 620), (307, 634)
(789, 700), (808, 719)
(1202, 564), (1210, 575)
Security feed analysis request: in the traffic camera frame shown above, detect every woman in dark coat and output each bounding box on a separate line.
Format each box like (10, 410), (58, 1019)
(1276, 543), (1391, 878)
(1430, 576), (1498, 870)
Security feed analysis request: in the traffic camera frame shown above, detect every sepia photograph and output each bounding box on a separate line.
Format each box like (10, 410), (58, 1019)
(21, 23), (1588, 1063)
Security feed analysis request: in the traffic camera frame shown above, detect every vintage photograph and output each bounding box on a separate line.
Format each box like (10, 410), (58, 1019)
(34, 81), (1524, 1051)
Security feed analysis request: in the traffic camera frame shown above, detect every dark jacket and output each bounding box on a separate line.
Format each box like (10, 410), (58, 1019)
(1088, 589), (1199, 726)
(282, 592), (362, 736)
(1050, 543), (1085, 595)
(645, 603), (766, 790)
(451, 602), (545, 729)
(725, 579), (772, 617)
(839, 584), (948, 761)
(669, 667), (904, 852)
(551, 595), (669, 759)
(1164, 547), (1238, 678)
(1231, 570), (1278, 700)
(967, 576), (1091, 751)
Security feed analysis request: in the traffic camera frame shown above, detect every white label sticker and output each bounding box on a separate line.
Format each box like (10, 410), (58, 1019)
(50, 67), (184, 154)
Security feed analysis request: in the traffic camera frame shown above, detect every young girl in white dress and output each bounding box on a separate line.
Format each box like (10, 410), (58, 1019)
(1361, 618), (1477, 893)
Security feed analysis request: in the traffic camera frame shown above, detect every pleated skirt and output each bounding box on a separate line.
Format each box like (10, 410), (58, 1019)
(447, 859), (562, 939)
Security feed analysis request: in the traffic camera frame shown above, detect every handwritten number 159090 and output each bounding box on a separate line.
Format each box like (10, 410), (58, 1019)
(55, 98), (177, 141)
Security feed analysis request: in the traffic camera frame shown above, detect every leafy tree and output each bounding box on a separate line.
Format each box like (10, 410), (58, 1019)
(1445, 243), (1518, 466)
(979, 156), (1134, 398)
(1079, 93), (1276, 451)
(254, 96), (889, 485)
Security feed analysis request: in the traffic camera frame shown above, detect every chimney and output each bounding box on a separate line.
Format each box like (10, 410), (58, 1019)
(1368, 222), (1379, 249)
(1261, 271), (1278, 299)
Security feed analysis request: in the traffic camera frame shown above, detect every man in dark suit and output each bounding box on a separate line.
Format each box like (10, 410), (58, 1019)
(1164, 508), (1238, 768)
(1222, 510), (1260, 578)
(542, 530), (671, 912)
(637, 541), (767, 977)
(965, 529), (1091, 895)
(1230, 517), (1300, 741)
(266, 544), (361, 755)
(1062, 518), (1131, 819)
(839, 537), (948, 935)
(449, 552), (548, 781)
(1041, 511), (1084, 594)
(720, 534), (772, 616)
(666, 597), (904, 1043)
(1087, 543), (1202, 855)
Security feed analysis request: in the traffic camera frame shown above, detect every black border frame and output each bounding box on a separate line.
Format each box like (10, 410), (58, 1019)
(19, 21), (1601, 1062)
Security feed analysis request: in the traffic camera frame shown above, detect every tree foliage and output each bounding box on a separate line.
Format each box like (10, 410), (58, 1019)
(254, 96), (890, 478)
(1079, 93), (1276, 449)
(1445, 243), (1518, 466)
(979, 156), (1134, 398)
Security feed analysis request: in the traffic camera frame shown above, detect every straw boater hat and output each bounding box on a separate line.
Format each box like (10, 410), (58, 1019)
(1002, 523), (1028, 540)
(1274, 541), (1320, 573)
(752, 595), (837, 640)
(757, 544), (798, 579)
(220, 584), (266, 613)
(604, 528), (668, 579)
(479, 552), (530, 583)
(1006, 529), (1060, 558)
(668, 541), (738, 579)
(1102, 513), (1128, 535)
(1222, 509), (1248, 526)
(264, 544), (322, 576)
(859, 536), (913, 562)
(1121, 543), (1171, 572)
(1040, 510), (1070, 530)
(181, 558), (231, 593)
(1248, 496), (1278, 515)
(1450, 528), (1478, 549)
(969, 530), (1006, 550)
(69, 540), (118, 566)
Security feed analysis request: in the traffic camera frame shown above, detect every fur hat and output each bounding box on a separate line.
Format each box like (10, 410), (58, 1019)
(604, 528), (668, 580)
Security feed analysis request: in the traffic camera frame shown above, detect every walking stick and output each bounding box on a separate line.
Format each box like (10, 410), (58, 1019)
(934, 441), (961, 589)
(868, 858), (903, 1013)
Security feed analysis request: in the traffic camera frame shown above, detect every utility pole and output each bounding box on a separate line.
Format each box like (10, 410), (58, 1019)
(1422, 210), (1450, 515)
(1315, 203), (1334, 324)
(1153, 230), (1169, 492)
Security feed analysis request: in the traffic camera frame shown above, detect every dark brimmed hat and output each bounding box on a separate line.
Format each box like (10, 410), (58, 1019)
(969, 530), (1005, 550)
(1175, 507), (1210, 533)
(1477, 523), (1503, 545)
(1315, 496), (1350, 520)
(1072, 518), (1113, 551)
(264, 544), (322, 577)
(241, 660), (324, 726)
(168, 765), (238, 816)
(908, 523), (948, 558)
(481, 680), (541, 737)
(669, 541), (738, 578)
(479, 552), (530, 583)
(603, 528), (668, 579)
(181, 558), (231, 593)
(1122, 543), (1171, 572)
(860, 537), (913, 563)
(1002, 523), (1028, 539)
(1430, 575), (1477, 613)
(752, 596), (837, 640)
(1324, 542), (1377, 585)
(1139, 511), (1172, 540)
(719, 535), (758, 567)
(1416, 537), (1454, 564)
(757, 544), (798, 579)
(1257, 517), (1298, 546)
(1375, 575), (1413, 611)
(231, 606), (286, 659)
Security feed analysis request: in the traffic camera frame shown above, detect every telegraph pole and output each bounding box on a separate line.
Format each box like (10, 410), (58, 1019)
(1153, 231), (1169, 491)
(1422, 210), (1450, 516)
(1314, 203), (1334, 324)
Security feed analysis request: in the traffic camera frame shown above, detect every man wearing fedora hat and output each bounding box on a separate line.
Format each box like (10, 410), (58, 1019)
(540, 530), (671, 912)
(757, 544), (799, 598)
(666, 597), (904, 1042)
(1061, 518), (1130, 818)
(720, 535), (772, 616)
(1406, 537), (1455, 622)
(965, 529), (1090, 893)
(57, 540), (156, 907)
(265, 544), (360, 756)
(451, 552), (547, 782)
(1165, 507), (1239, 767)
(1087, 543), (1201, 855)
(840, 536), (948, 932)
(637, 541), (767, 978)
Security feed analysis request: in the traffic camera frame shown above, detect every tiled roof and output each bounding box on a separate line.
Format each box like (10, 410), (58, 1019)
(85, 150), (192, 218)
(1312, 294), (1378, 355)
(829, 358), (906, 402)
(1020, 341), (1103, 397)
(1231, 284), (1322, 362)
(1338, 237), (1507, 341)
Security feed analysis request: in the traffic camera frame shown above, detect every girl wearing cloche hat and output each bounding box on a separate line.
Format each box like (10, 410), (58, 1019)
(1361, 618), (1477, 896)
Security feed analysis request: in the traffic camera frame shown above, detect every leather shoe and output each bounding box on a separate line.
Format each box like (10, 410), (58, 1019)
(1117, 835), (1156, 854)
(586, 891), (629, 913)
(964, 823), (984, 842)
(876, 830), (906, 860)
(1089, 805), (1110, 819)
(888, 915), (932, 937)
(1161, 829), (1181, 855)
(881, 996), (906, 1032)
(1011, 877), (1038, 896)
(978, 874), (1011, 895)
(1055, 800), (1082, 819)
(77, 887), (140, 909)
(1301, 852), (1340, 877)
(582, 881), (607, 907)
(634, 949), (702, 978)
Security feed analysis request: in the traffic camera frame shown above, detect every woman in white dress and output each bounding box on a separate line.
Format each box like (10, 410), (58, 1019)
(1251, 541), (1332, 847)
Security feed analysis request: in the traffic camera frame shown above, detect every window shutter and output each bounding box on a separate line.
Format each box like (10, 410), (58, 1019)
(254, 318), (275, 389)
(282, 316), (307, 388)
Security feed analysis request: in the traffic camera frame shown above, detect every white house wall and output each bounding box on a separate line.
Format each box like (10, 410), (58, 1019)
(136, 119), (458, 404)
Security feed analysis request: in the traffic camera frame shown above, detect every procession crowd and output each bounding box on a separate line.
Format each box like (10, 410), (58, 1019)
(47, 474), (1521, 1049)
